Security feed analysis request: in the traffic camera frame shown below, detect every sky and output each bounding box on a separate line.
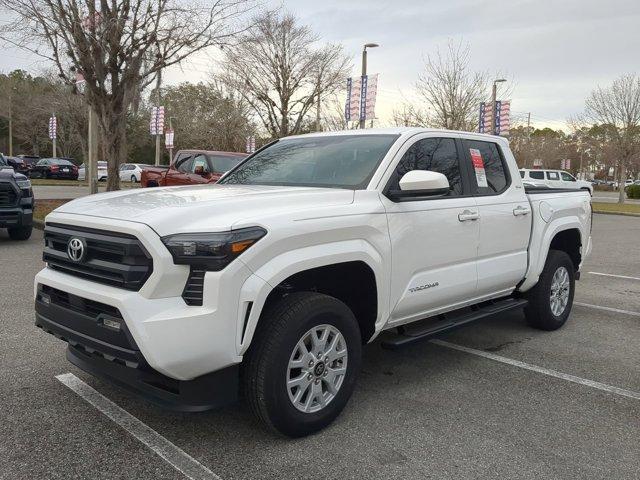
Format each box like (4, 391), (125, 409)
(2, 0), (640, 131)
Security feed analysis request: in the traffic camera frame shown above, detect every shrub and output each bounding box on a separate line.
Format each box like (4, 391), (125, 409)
(627, 184), (640, 199)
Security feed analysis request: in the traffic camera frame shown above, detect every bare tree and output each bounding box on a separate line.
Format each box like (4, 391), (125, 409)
(583, 74), (640, 203)
(415, 40), (490, 131)
(0, 0), (252, 190)
(222, 11), (351, 139)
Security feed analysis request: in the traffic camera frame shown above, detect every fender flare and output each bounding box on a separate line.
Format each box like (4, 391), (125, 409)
(519, 218), (585, 293)
(235, 239), (388, 355)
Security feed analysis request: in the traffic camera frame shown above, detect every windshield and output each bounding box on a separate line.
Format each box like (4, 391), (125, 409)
(220, 134), (399, 189)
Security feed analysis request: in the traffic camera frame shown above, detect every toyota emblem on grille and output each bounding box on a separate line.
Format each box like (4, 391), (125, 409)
(67, 237), (87, 262)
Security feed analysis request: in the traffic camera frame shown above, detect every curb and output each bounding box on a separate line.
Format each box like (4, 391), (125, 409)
(593, 210), (640, 218)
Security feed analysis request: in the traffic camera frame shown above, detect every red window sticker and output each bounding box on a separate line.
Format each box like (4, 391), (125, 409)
(469, 148), (488, 187)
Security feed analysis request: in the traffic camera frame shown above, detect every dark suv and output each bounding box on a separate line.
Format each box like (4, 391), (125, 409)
(0, 157), (34, 240)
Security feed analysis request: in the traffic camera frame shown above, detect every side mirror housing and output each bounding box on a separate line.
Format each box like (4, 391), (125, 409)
(388, 170), (450, 200)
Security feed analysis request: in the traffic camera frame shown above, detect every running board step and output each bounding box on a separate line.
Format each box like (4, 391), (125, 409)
(380, 298), (528, 350)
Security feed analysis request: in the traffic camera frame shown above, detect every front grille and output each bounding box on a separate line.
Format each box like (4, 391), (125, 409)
(0, 183), (17, 206)
(182, 267), (206, 306)
(43, 223), (153, 291)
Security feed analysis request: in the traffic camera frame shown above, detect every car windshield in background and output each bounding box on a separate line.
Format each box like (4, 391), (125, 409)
(220, 134), (399, 189)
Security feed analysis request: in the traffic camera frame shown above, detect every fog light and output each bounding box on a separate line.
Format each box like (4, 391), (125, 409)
(101, 317), (121, 331)
(39, 293), (51, 306)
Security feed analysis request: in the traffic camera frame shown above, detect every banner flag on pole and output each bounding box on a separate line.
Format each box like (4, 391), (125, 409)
(345, 74), (379, 122)
(48, 116), (57, 140)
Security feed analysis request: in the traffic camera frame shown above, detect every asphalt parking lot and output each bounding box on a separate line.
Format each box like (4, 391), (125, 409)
(1, 214), (638, 480)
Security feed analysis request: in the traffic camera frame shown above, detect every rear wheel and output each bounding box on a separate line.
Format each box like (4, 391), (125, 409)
(523, 250), (575, 330)
(243, 292), (362, 437)
(8, 225), (32, 241)
(131, 175), (137, 183)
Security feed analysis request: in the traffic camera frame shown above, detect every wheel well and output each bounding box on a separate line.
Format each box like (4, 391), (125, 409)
(549, 229), (581, 271)
(261, 261), (378, 343)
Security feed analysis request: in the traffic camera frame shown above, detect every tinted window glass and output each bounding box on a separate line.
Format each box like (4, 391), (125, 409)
(561, 172), (575, 181)
(175, 155), (193, 173)
(466, 140), (508, 194)
(529, 170), (544, 179)
(50, 159), (73, 166)
(520, 171), (525, 178)
(191, 154), (210, 173)
(211, 155), (243, 173)
(388, 137), (462, 195)
(221, 135), (398, 189)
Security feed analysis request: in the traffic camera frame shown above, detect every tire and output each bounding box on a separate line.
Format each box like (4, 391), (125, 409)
(243, 292), (362, 437)
(8, 225), (32, 241)
(523, 250), (575, 331)
(131, 175), (137, 183)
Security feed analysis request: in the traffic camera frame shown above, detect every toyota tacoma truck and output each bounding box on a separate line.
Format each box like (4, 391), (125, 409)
(34, 128), (592, 437)
(0, 156), (33, 240)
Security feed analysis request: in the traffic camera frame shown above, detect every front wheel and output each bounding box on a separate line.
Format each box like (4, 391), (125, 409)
(131, 175), (137, 183)
(243, 292), (362, 437)
(523, 250), (575, 331)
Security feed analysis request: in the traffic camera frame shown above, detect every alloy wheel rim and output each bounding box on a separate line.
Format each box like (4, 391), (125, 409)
(550, 266), (570, 316)
(286, 324), (348, 413)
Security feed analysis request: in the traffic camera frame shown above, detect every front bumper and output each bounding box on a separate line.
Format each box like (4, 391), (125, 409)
(0, 206), (32, 228)
(35, 294), (238, 410)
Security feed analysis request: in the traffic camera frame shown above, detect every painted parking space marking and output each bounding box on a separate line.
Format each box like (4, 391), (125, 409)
(56, 373), (221, 480)
(574, 302), (640, 317)
(430, 340), (640, 401)
(588, 271), (640, 281)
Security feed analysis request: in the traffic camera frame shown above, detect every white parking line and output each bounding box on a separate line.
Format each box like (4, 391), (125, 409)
(430, 339), (640, 401)
(575, 302), (640, 317)
(56, 373), (221, 480)
(588, 271), (640, 281)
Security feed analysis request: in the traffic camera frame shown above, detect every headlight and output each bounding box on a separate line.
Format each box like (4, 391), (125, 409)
(16, 179), (31, 189)
(161, 227), (266, 270)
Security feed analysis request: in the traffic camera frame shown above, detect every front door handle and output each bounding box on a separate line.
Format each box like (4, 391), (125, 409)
(458, 210), (479, 222)
(513, 206), (531, 216)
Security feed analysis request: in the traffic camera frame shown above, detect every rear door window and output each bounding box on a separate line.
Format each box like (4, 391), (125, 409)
(547, 171), (560, 180)
(211, 155), (243, 174)
(464, 140), (509, 194)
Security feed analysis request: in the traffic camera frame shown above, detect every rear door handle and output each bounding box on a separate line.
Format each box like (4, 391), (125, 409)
(458, 210), (479, 222)
(513, 206), (531, 216)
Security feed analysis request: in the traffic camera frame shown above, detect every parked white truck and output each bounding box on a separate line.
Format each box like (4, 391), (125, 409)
(35, 128), (592, 437)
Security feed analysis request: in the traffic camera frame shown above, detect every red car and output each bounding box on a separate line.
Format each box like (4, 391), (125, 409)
(141, 150), (247, 187)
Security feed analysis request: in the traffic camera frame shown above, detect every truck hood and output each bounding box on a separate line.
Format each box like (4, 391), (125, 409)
(53, 184), (355, 236)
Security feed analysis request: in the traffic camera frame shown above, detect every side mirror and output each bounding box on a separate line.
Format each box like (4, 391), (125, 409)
(388, 170), (450, 200)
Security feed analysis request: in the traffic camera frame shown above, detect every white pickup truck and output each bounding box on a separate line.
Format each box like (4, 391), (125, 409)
(35, 128), (592, 437)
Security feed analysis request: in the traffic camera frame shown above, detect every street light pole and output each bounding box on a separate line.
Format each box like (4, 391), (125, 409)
(360, 43), (379, 129)
(490, 78), (507, 135)
(154, 68), (162, 166)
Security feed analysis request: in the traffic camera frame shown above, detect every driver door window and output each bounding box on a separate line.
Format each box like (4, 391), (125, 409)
(387, 137), (463, 196)
(191, 155), (211, 175)
(561, 172), (576, 182)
